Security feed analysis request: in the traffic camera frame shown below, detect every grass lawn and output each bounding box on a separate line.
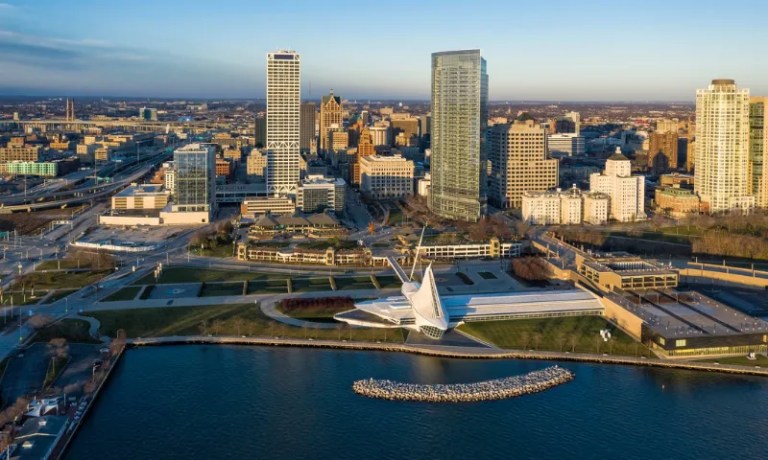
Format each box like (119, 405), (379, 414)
(246, 280), (288, 295)
(334, 276), (375, 290)
(190, 244), (235, 258)
(458, 316), (649, 357)
(134, 267), (287, 285)
(291, 277), (333, 293)
(11, 269), (111, 291)
(693, 354), (768, 367)
(42, 289), (79, 304)
(102, 286), (142, 302)
(32, 319), (99, 344)
(376, 275), (401, 289)
(87, 303), (406, 343)
(479, 271), (498, 280)
(199, 282), (245, 297)
(276, 303), (352, 320)
(36, 259), (99, 271)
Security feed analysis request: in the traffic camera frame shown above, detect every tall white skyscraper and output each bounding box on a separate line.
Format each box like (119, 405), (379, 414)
(694, 79), (753, 213)
(266, 50), (301, 195)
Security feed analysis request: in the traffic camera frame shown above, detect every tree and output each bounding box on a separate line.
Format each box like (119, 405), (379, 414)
(199, 320), (209, 336)
(234, 318), (244, 336)
(212, 320), (223, 336)
(27, 314), (54, 330)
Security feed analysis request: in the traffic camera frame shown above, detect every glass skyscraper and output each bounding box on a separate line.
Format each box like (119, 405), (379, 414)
(428, 50), (488, 222)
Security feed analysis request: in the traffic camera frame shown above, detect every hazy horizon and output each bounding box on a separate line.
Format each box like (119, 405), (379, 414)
(1, 0), (766, 101)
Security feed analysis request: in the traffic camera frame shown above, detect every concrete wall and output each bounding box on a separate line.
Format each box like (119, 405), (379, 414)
(600, 296), (644, 341)
(680, 268), (768, 288)
(99, 215), (162, 226)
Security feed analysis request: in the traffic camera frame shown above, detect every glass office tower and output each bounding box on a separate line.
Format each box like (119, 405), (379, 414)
(173, 144), (215, 213)
(428, 50), (488, 222)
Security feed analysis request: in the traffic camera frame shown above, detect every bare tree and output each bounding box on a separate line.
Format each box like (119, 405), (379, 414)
(27, 314), (54, 330)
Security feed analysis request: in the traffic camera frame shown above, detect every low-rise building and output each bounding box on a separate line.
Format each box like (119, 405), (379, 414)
(416, 237), (522, 260)
(576, 252), (679, 292)
(111, 184), (170, 210)
(246, 150), (268, 183)
(240, 196), (296, 216)
(547, 133), (585, 157)
(296, 175), (345, 213)
(654, 186), (702, 216)
(359, 154), (414, 199)
(249, 213), (346, 238)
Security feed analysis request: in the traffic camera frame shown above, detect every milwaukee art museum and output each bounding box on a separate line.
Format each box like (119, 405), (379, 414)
(334, 258), (603, 340)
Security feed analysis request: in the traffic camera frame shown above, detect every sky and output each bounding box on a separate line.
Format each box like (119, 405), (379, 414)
(0, 0), (767, 101)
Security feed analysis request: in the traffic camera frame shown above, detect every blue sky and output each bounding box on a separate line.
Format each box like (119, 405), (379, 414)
(0, 0), (766, 101)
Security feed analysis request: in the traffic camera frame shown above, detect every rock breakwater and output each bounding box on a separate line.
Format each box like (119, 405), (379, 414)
(353, 365), (574, 403)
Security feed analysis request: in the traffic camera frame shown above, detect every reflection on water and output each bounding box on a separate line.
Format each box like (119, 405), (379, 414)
(66, 345), (768, 460)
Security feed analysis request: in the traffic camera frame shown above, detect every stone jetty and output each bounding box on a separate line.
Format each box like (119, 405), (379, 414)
(352, 366), (574, 403)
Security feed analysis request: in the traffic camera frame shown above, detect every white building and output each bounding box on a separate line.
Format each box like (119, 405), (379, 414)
(369, 125), (391, 146)
(359, 154), (414, 199)
(589, 148), (645, 222)
(694, 79), (754, 212)
(246, 149), (268, 183)
(296, 175), (346, 213)
(521, 186), (609, 225)
(240, 196), (296, 216)
(266, 50), (301, 195)
(417, 173), (431, 197)
(583, 192), (610, 225)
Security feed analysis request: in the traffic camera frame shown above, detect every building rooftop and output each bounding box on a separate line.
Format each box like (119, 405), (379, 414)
(114, 184), (168, 197)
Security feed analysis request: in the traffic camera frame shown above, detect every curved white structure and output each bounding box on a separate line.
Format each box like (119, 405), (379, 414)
(401, 264), (449, 339)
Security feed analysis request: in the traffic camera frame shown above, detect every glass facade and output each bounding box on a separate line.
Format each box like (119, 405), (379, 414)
(429, 50), (488, 222)
(750, 98), (766, 206)
(174, 145), (214, 212)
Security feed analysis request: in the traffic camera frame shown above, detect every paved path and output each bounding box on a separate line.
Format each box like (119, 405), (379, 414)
(128, 335), (768, 377)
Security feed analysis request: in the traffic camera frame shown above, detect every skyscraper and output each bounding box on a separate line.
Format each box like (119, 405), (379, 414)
(488, 119), (558, 209)
(428, 49), (488, 222)
(319, 90), (343, 154)
(750, 97), (768, 207)
(300, 102), (316, 154)
(694, 79), (753, 212)
(266, 50), (301, 195)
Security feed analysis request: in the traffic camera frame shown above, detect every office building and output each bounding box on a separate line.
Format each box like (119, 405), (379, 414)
(750, 97), (768, 207)
(319, 90), (343, 153)
(246, 149), (268, 183)
(240, 196), (296, 217)
(391, 117), (420, 146)
(648, 131), (679, 173)
(266, 50), (301, 195)
(694, 79), (753, 212)
(547, 133), (585, 157)
(655, 118), (679, 134)
(488, 119), (558, 209)
(428, 49), (488, 222)
(359, 154), (414, 199)
(369, 125), (391, 146)
(111, 184), (169, 210)
(352, 126), (375, 185)
(300, 102), (317, 154)
(329, 129), (349, 152)
(589, 148), (645, 222)
(296, 174), (346, 213)
(550, 111), (580, 135)
(172, 143), (216, 214)
(139, 107), (158, 121)
(0, 138), (42, 162)
(254, 115), (267, 148)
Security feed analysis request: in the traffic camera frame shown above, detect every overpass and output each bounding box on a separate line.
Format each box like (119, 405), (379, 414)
(0, 118), (244, 134)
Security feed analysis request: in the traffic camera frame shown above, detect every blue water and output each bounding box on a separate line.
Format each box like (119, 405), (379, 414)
(66, 345), (768, 459)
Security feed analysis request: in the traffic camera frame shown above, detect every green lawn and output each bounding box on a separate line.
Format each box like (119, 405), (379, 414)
(11, 269), (111, 291)
(190, 244), (235, 258)
(36, 259), (98, 270)
(291, 277), (333, 293)
(334, 276), (375, 291)
(134, 267), (288, 285)
(32, 319), (99, 344)
(87, 303), (406, 343)
(376, 275), (401, 289)
(246, 280), (288, 295)
(458, 316), (649, 357)
(101, 286), (142, 302)
(199, 282), (245, 297)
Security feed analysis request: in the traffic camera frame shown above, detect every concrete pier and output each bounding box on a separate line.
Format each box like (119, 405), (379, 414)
(352, 366), (574, 402)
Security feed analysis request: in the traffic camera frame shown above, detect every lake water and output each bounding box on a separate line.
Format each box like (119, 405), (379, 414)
(66, 345), (768, 459)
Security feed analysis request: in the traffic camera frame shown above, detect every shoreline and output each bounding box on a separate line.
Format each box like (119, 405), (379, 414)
(128, 335), (768, 377)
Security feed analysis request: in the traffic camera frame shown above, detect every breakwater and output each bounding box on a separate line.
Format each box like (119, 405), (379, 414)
(352, 365), (574, 402)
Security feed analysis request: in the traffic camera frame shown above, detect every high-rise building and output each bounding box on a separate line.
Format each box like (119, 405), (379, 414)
(254, 115), (267, 148)
(246, 149), (268, 183)
(488, 119), (558, 209)
(360, 154), (415, 199)
(172, 143), (216, 214)
(352, 126), (375, 185)
(648, 131), (679, 173)
(589, 148), (645, 222)
(428, 49), (488, 222)
(319, 90), (343, 154)
(300, 102), (316, 154)
(266, 50), (301, 196)
(296, 175), (346, 213)
(139, 107), (158, 121)
(550, 111), (580, 135)
(694, 79), (753, 212)
(750, 97), (768, 207)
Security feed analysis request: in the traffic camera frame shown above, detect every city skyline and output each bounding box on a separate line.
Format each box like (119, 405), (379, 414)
(1, 0), (767, 101)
